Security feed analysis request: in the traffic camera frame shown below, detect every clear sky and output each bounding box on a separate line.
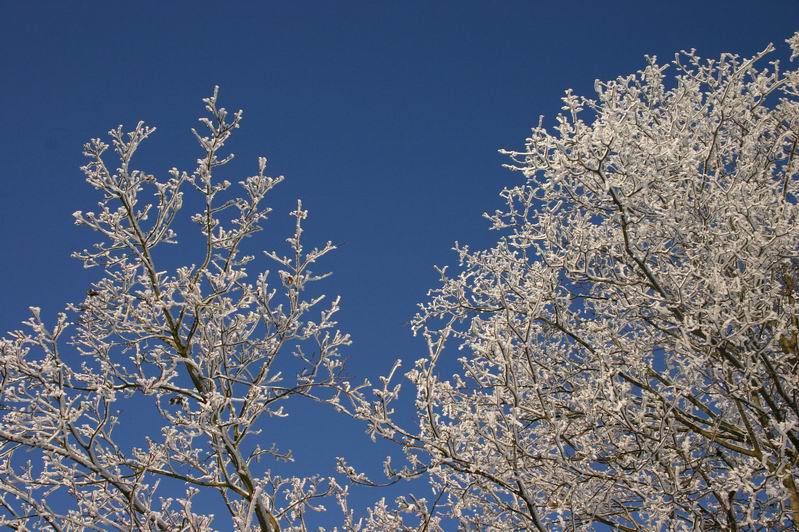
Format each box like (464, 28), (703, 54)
(0, 1), (794, 526)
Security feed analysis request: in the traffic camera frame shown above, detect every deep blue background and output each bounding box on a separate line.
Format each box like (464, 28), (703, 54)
(0, 1), (794, 527)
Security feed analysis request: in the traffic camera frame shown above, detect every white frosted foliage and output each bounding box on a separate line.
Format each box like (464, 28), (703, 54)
(343, 36), (799, 530)
(0, 88), (365, 531)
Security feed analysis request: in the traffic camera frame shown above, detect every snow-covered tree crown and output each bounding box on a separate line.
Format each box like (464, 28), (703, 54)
(343, 33), (799, 530)
(0, 88), (365, 530)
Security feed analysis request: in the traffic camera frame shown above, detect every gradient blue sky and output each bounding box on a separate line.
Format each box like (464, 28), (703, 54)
(0, 1), (794, 526)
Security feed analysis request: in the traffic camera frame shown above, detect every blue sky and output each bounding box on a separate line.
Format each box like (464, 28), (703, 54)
(0, 1), (794, 526)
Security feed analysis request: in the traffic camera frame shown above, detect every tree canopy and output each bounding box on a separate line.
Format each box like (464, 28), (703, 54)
(345, 34), (799, 530)
(2, 32), (799, 532)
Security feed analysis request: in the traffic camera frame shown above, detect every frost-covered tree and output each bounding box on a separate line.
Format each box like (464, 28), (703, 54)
(0, 88), (362, 530)
(344, 34), (799, 530)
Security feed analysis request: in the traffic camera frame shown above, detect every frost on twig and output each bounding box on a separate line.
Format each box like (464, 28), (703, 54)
(0, 88), (367, 531)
